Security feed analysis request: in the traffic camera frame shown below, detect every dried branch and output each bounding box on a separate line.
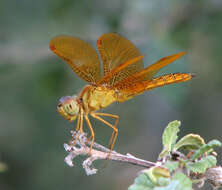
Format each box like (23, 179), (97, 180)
(64, 131), (156, 175)
(63, 131), (222, 189)
(204, 166), (222, 189)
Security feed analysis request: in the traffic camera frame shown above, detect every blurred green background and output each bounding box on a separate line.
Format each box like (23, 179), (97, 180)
(0, 0), (222, 189)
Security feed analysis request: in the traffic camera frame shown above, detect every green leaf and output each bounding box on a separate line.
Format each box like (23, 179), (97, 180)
(129, 169), (192, 190)
(144, 167), (170, 184)
(129, 167), (171, 190)
(190, 140), (222, 160)
(159, 120), (180, 158)
(162, 120), (181, 148)
(157, 177), (170, 186)
(173, 134), (205, 151)
(128, 173), (155, 190)
(154, 181), (180, 190)
(155, 173), (192, 190)
(187, 155), (217, 174)
(172, 173), (192, 190)
(151, 166), (170, 182)
(164, 161), (179, 173)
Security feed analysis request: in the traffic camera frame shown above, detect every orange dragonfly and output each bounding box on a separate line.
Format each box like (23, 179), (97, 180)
(49, 33), (194, 154)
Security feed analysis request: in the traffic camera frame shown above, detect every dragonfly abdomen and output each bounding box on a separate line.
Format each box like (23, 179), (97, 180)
(145, 73), (193, 90)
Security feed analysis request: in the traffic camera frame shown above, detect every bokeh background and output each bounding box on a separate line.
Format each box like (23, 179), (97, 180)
(0, 0), (222, 189)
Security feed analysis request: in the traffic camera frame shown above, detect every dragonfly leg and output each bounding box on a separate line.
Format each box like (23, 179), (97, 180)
(72, 109), (84, 145)
(91, 112), (119, 159)
(79, 109), (84, 133)
(75, 113), (81, 131)
(84, 114), (95, 155)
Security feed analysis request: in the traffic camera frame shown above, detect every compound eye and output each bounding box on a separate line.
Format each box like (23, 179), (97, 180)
(57, 102), (62, 108)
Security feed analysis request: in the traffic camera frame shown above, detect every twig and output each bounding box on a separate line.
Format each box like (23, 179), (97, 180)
(64, 131), (156, 175)
(204, 166), (222, 189)
(64, 131), (222, 189)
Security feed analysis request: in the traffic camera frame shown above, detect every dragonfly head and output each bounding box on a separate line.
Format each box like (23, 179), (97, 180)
(57, 96), (80, 122)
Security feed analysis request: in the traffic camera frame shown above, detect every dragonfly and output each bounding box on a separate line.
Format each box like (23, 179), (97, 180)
(49, 33), (194, 155)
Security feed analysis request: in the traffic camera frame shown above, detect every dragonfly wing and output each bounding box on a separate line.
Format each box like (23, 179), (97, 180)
(50, 35), (101, 83)
(142, 52), (187, 80)
(97, 55), (144, 85)
(97, 33), (144, 85)
(113, 52), (187, 87)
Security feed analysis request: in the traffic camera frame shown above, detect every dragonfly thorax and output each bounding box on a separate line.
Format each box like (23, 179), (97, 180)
(57, 95), (80, 122)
